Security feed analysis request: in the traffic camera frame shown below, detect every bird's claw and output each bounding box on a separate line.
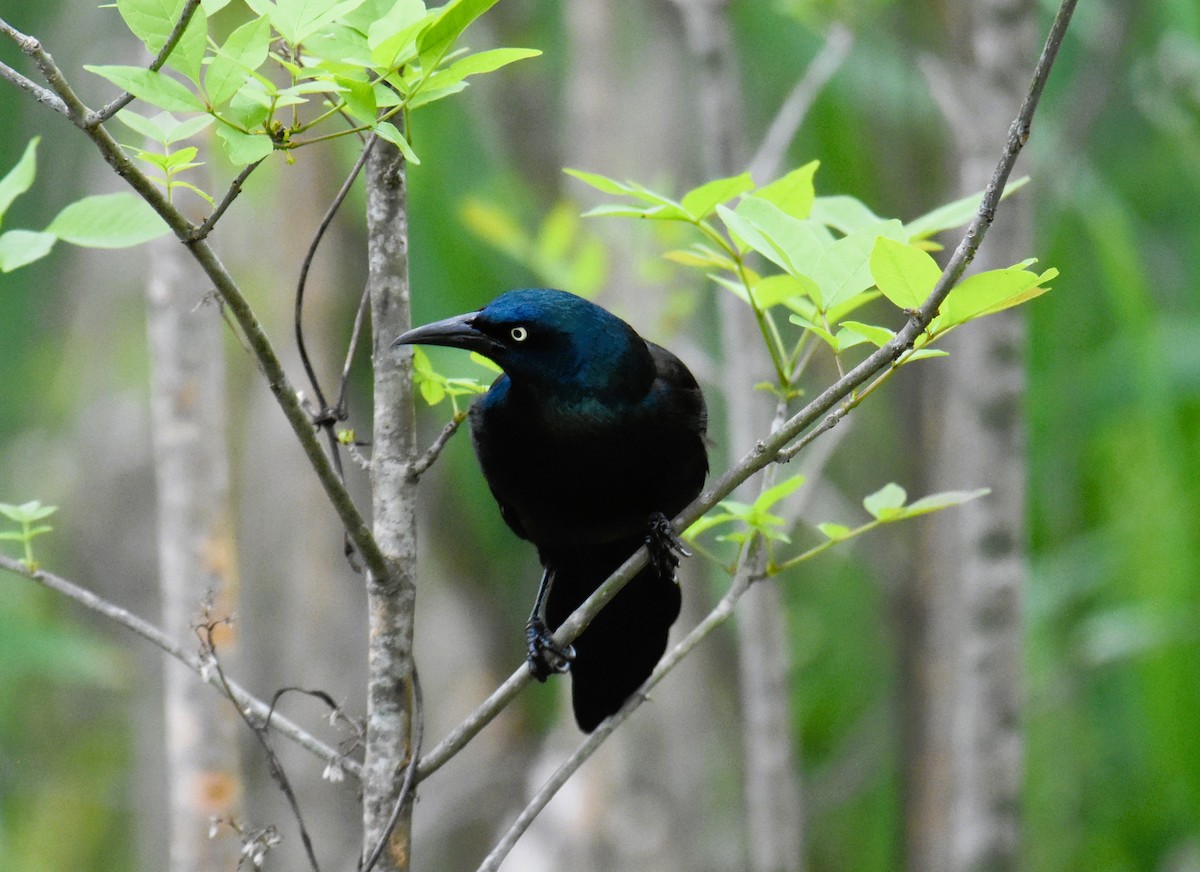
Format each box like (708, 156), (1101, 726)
(526, 619), (575, 682)
(645, 511), (690, 581)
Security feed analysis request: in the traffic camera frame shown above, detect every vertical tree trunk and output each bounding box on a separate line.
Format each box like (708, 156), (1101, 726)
(362, 139), (419, 871)
(674, 2), (806, 869)
(146, 236), (244, 871)
(905, 1), (1034, 869)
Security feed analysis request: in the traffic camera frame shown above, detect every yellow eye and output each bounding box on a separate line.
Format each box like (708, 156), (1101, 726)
(510, 326), (528, 342)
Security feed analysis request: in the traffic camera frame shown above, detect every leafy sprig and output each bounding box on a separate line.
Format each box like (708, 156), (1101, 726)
(0, 500), (58, 571)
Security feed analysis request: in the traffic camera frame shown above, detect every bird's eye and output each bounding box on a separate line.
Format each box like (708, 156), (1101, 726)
(510, 326), (529, 342)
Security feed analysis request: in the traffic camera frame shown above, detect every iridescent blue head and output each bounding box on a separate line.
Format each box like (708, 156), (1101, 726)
(392, 289), (654, 401)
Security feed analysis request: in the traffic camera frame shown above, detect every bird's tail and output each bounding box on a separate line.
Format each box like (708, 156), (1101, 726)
(545, 539), (682, 732)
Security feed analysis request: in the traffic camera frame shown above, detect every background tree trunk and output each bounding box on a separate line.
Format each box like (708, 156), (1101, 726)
(904, 1), (1035, 869)
(145, 233), (245, 870)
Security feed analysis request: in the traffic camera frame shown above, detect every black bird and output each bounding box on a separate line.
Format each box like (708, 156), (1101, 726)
(394, 289), (707, 731)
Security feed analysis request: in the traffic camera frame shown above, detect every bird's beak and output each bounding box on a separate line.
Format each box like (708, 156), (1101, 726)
(392, 311), (496, 355)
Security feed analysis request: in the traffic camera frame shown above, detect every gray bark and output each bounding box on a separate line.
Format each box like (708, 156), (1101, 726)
(905, 1), (1034, 869)
(146, 234), (245, 870)
(362, 138), (420, 871)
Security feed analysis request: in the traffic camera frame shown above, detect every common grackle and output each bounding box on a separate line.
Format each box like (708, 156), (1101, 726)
(393, 289), (707, 731)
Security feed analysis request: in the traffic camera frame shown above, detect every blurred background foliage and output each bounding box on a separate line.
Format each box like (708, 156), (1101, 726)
(1, 0), (1198, 870)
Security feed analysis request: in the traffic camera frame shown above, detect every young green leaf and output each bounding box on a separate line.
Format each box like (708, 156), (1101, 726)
(810, 195), (883, 234)
(374, 121), (421, 164)
(205, 16), (273, 107)
(0, 230), (57, 272)
(84, 65), (206, 113)
(896, 488), (990, 519)
(753, 474), (806, 511)
(679, 172), (755, 221)
(270, 0), (369, 46)
(0, 137), (39, 224)
(45, 193), (171, 248)
(417, 0), (500, 67)
(215, 126), (275, 166)
(117, 0), (208, 83)
(563, 168), (640, 197)
(816, 522), (851, 540)
(904, 177), (1029, 240)
(422, 47), (542, 91)
(838, 320), (894, 348)
(870, 236), (941, 311)
(753, 160), (819, 221)
(811, 219), (906, 310)
(939, 262), (1052, 328)
(863, 482), (907, 520)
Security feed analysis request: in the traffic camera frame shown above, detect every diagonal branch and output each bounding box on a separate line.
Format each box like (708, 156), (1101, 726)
(418, 0), (1078, 782)
(0, 554), (362, 779)
(0, 15), (398, 589)
(91, 0), (203, 124)
(0, 58), (66, 114)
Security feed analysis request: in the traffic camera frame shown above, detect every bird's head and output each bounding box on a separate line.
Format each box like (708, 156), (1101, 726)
(392, 289), (654, 400)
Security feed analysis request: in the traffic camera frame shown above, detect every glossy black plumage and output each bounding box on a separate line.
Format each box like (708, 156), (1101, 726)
(394, 289), (707, 731)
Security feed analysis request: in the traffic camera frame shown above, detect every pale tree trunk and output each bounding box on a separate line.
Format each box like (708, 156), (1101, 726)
(146, 234), (245, 870)
(673, 2), (806, 870)
(362, 139), (420, 871)
(904, 1), (1034, 869)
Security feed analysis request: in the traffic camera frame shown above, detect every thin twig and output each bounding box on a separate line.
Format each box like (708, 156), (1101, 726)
(407, 412), (467, 482)
(1, 15), (397, 586)
(200, 621), (322, 872)
(419, 0), (1078, 783)
(334, 286), (372, 415)
(190, 160), (264, 242)
(748, 23), (855, 182)
(91, 0), (203, 124)
(0, 554), (362, 779)
(0, 58), (66, 114)
(296, 134), (378, 422)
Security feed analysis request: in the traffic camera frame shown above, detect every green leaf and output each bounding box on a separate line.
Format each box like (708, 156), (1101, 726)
(214, 126), (274, 166)
(811, 219), (907, 310)
(423, 46), (541, 90)
(897, 488), (990, 519)
(817, 522), (851, 540)
(754, 474), (806, 511)
(405, 80), (469, 109)
(754, 160), (819, 221)
(0, 230), (56, 272)
(417, 0), (499, 67)
(810, 195), (884, 234)
(838, 320), (894, 347)
(45, 193), (170, 248)
(863, 482), (907, 520)
(0, 137), (39, 223)
(270, 0), (369, 45)
(164, 113), (216, 145)
(117, 0), (208, 82)
(469, 350), (502, 374)
(368, 2), (436, 68)
(84, 65), (206, 112)
(116, 110), (171, 144)
(205, 15), (273, 106)
(721, 198), (829, 283)
(753, 274), (812, 309)
(905, 177), (1029, 240)
(679, 172), (755, 220)
(374, 121), (421, 164)
(0, 501), (57, 523)
(939, 262), (1051, 327)
(563, 168), (640, 197)
(870, 236), (941, 310)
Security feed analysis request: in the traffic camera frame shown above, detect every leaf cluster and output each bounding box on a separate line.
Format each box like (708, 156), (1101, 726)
(0, 500), (58, 571)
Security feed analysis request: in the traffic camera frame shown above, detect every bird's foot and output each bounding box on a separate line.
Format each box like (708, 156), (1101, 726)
(645, 511), (691, 581)
(525, 619), (575, 682)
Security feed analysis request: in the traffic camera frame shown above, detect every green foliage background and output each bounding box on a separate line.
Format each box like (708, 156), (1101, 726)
(1, 0), (1198, 869)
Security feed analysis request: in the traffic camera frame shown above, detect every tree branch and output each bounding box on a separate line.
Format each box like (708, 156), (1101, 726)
(0, 555), (362, 779)
(190, 160), (264, 242)
(0, 58), (66, 115)
(418, 0), (1077, 784)
(91, 0), (203, 124)
(0, 15), (399, 590)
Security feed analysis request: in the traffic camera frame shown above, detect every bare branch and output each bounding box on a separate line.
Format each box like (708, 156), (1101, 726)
(418, 0), (1078, 783)
(407, 411), (467, 482)
(0, 58), (66, 114)
(92, 0), (203, 124)
(1, 17), (398, 588)
(190, 160), (264, 242)
(0, 555), (362, 779)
